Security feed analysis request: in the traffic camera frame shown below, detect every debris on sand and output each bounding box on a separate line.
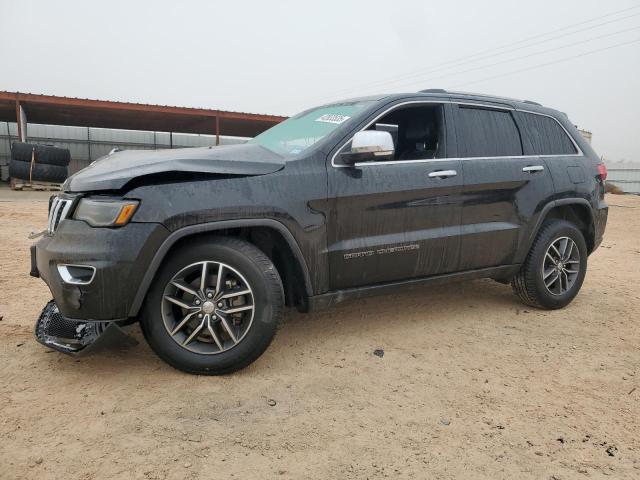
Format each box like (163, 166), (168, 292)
(373, 349), (384, 358)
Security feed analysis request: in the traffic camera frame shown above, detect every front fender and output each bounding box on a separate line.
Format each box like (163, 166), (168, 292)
(127, 218), (313, 317)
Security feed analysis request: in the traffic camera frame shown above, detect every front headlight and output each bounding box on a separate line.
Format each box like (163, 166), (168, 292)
(74, 198), (139, 227)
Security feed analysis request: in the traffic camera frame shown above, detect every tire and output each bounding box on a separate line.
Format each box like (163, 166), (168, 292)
(8, 159), (68, 183)
(511, 219), (588, 310)
(140, 237), (284, 375)
(11, 142), (71, 167)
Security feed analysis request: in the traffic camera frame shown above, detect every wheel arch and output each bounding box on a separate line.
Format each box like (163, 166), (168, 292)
(128, 219), (313, 317)
(520, 199), (595, 264)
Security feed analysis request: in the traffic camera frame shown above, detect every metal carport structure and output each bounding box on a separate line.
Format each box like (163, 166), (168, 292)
(0, 91), (285, 145)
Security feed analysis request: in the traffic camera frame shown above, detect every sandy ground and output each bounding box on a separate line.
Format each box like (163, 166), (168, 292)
(0, 190), (639, 480)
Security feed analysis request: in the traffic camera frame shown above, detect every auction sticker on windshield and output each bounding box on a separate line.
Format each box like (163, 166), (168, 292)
(316, 114), (351, 124)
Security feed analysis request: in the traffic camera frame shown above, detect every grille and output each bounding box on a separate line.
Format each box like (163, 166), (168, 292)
(47, 196), (73, 234)
(35, 300), (110, 353)
(45, 308), (79, 340)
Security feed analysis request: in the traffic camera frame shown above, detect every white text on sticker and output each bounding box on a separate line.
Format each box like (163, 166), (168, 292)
(316, 114), (351, 124)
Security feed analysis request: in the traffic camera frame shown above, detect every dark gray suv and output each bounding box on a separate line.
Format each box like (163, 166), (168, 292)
(31, 89), (609, 374)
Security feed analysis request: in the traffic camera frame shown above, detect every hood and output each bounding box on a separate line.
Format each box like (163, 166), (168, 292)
(64, 143), (284, 192)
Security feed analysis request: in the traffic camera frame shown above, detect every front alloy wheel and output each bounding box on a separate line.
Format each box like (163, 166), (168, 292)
(162, 261), (255, 354)
(141, 237), (284, 375)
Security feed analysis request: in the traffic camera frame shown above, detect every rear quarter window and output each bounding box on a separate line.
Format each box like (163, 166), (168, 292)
(519, 112), (577, 155)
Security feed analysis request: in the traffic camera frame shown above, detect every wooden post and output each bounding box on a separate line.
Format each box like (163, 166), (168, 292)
(215, 116), (220, 146)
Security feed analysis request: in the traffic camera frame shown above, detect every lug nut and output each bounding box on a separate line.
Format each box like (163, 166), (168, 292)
(212, 315), (217, 320)
(217, 302), (223, 308)
(207, 292), (213, 298)
(195, 299), (201, 305)
(197, 313), (203, 318)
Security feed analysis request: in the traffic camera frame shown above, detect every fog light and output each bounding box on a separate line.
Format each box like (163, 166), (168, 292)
(57, 264), (96, 285)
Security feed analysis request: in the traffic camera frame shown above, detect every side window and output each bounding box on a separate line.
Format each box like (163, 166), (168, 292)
(339, 104), (446, 163)
(519, 112), (577, 155)
(456, 106), (523, 157)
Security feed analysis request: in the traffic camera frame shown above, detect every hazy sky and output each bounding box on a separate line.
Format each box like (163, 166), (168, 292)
(1, 0), (639, 161)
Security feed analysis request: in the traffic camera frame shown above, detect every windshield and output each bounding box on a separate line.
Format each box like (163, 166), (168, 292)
(249, 100), (376, 156)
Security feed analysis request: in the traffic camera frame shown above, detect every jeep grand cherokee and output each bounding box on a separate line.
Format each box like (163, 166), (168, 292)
(30, 90), (608, 374)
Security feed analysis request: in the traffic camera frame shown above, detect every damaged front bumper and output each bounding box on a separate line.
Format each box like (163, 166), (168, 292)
(30, 214), (166, 354)
(35, 300), (136, 355)
(31, 218), (168, 321)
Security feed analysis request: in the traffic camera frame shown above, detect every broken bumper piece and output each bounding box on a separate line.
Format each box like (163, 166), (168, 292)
(35, 300), (137, 355)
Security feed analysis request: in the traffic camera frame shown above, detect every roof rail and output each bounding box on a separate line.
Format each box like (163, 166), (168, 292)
(418, 89), (544, 107)
(445, 90), (532, 104)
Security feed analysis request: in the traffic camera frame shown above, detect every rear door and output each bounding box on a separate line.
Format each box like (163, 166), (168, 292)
(327, 102), (463, 289)
(514, 110), (583, 197)
(453, 103), (555, 270)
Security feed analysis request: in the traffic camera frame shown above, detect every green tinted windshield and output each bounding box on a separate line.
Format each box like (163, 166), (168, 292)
(249, 100), (376, 156)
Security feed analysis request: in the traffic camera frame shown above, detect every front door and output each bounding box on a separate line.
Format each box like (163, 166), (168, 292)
(327, 102), (463, 290)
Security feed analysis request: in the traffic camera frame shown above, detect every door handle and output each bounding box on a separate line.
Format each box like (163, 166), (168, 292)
(428, 169), (457, 178)
(522, 165), (544, 173)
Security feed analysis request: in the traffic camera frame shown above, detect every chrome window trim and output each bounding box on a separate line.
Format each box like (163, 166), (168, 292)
(330, 100), (583, 168)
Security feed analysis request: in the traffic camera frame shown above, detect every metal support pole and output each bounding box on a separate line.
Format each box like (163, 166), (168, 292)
(15, 101), (27, 142)
(215, 116), (220, 146)
(170, 132), (173, 149)
(15, 102), (21, 141)
(87, 127), (92, 161)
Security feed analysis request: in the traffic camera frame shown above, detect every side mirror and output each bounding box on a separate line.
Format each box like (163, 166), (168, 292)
(340, 130), (394, 165)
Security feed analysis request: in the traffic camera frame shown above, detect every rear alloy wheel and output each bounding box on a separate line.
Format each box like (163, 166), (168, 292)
(511, 220), (588, 309)
(141, 237), (284, 375)
(541, 237), (581, 296)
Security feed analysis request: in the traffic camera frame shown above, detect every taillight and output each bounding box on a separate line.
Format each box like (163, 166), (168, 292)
(597, 163), (607, 181)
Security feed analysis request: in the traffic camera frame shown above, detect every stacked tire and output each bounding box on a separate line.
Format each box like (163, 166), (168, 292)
(9, 142), (70, 184)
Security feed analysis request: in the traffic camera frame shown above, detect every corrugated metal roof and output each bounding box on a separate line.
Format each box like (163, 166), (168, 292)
(1, 91), (285, 119)
(0, 91), (286, 137)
